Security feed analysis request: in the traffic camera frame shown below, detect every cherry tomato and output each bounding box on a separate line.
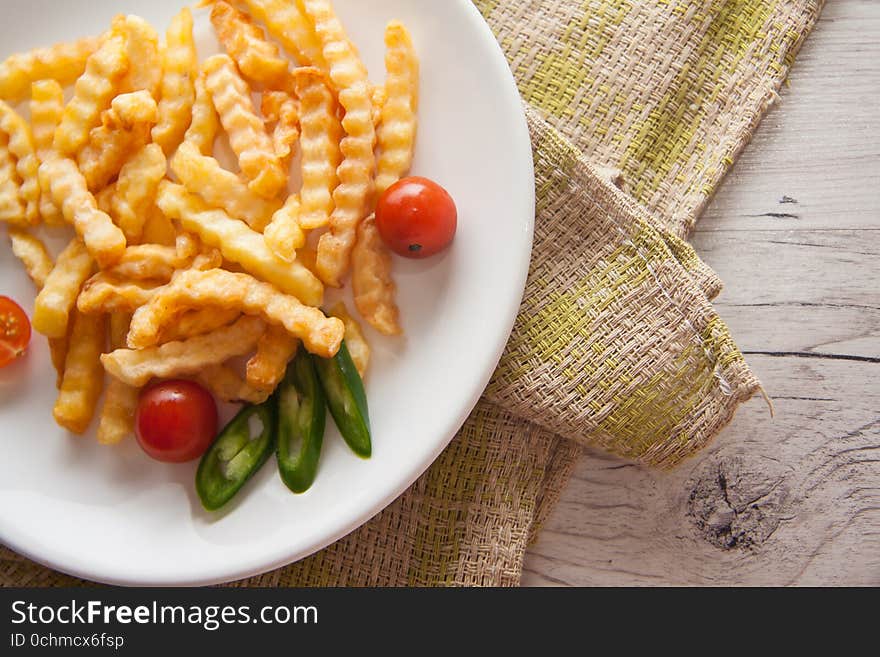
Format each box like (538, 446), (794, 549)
(375, 176), (457, 258)
(135, 380), (218, 463)
(0, 296), (32, 368)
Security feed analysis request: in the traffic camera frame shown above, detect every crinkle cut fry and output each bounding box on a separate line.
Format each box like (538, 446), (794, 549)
(184, 70), (220, 155)
(195, 364), (269, 405)
(159, 307), (241, 343)
(53, 31), (129, 157)
(234, 0), (326, 68)
(77, 273), (163, 315)
(152, 7), (197, 156)
(210, 1), (290, 88)
(77, 90), (158, 192)
(115, 14), (161, 97)
(32, 238), (94, 339)
(8, 228), (53, 288)
(41, 155), (127, 268)
(126, 268), (344, 359)
(0, 100), (41, 224)
(264, 193), (305, 262)
(375, 20), (419, 196)
(97, 312), (139, 445)
(170, 141), (280, 232)
(54, 310), (106, 435)
(301, 0), (377, 287)
(203, 54), (286, 199)
(156, 181), (323, 306)
(246, 324), (299, 392)
(0, 133), (26, 225)
(0, 36), (99, 103)
(29, 80), (65, 225)
(293, 66), (341, 231)
(328, 301), (369, 378)
(102, 315), (266, 387)
(352, 214), (401, 336)
(112, 143), (168, 243)
(261, 90), (299, 169)
(104, 234), (198, 281)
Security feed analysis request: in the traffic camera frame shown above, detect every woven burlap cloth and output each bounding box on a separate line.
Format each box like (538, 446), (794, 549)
(1, 0), (823, 586)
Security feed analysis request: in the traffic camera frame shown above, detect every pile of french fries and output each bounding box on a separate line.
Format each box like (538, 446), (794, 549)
(0, 0), (418, 443)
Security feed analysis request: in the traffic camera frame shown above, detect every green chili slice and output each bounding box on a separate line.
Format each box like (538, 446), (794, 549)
(196, 397), (277, 511)
(276, 350), (326, 493)
(314, 340), (371, 458)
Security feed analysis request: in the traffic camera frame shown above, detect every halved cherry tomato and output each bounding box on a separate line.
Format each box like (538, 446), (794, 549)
(0, 296), (32, 368)
(135, 380), (218, 463)
(375, 176), (457, 258)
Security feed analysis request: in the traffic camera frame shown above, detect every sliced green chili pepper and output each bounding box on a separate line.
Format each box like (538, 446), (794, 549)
(276, 350), (326, 493)
(196, 397), (277, 511)
(314, 340), (371, 458)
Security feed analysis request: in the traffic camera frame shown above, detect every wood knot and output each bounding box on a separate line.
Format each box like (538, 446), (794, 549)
(686, 456), (789, 551)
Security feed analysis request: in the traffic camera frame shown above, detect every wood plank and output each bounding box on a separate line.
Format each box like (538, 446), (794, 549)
(696, 0), (880, 234)
(523, 0), (880, 586)
(523, 356), (880, 586)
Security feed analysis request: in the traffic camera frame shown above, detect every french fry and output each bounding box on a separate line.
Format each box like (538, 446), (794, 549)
(261, 90), (299, 169)
(210, 1), (289, 88)
(127, 268), (343, 358)
(10, 227), (71, 385)
(0, 133), (25, 225)
(352, 214), (401, 336)
(111, 143), (167, 242)
(156, 181), (323, 305)
(77, 273), (162, 315)
(302, 0), (377, 287)
(187, 248), (224, 272)
(53, 310), (106, 434)
(29, 80), (65, 225)
(48, 336), (68, 389)
(41, 155), (127, 268)
(234, 0), (326, 68)
(115, 14), (161, 97)
(296, 243), (319, 278)
(96, 312), (139, 445)
(246, 325), (298, 392)
(170, 141), (280, 232)
(53, 31), (129, 157)
(184, 71), (220, 155)
(292, 66), (341, 230)
(159, 307), (241, 343)
(78, 90), (158, 192)
(32, 239), (93, 339)
(195, 364), (270, 404)
(95, 183), (116, 215)
(203, 54), (286, 199)
(8, 229), (53, 288)
(140, 205), (178, 246)
(104, 233), (198, 281)
(0, 100), (41, 224)
(152, 8), (197, 155)
(102, 315), (266, 387)
(375, 21), (419, 196)
(328, 300), (369, 377)
(0, 36), (100, 103)
(371, 84), (387, 130)
(264, 194), (304, 262)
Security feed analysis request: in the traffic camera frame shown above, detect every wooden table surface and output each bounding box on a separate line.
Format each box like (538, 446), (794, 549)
(521, 0), (880, 586)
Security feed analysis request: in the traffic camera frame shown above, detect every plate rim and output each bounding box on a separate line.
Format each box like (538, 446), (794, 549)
(0, 0), (535, 586)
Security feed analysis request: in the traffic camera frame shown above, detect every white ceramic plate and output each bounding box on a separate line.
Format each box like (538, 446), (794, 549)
(0, 0), (533, 585)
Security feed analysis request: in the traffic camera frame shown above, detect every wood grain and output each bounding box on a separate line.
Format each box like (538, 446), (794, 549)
(523, 0), (880, 586)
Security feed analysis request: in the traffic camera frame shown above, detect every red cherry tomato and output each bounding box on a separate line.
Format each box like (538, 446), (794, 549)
(375, 176), (457, 258)
(0, 296), (32, 368)
(135, 380), (218, 463)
